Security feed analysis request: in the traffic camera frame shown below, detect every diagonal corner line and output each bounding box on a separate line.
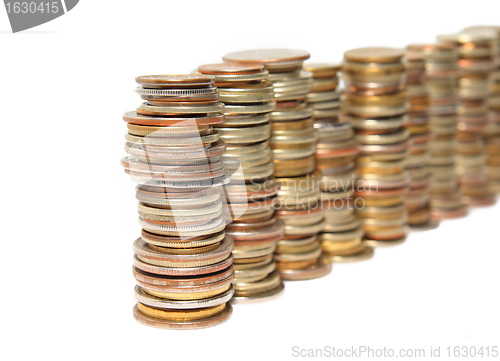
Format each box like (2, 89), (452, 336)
(60, 0), (68, 13)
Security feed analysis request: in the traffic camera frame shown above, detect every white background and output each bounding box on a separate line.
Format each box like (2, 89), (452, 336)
(1, 1), (499, 360)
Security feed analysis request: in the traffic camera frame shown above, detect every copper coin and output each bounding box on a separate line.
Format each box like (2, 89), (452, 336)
(136, 74), (214, 88)
(123, 111), (225, 126)
(431, 207), (468, 220)
(364, 236), (406, 247)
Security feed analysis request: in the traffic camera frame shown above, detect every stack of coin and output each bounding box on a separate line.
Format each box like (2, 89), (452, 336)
(403, 48), (438, 228)
(305, 63), (373, 262)
(438, 32), (497, 206)
(464, 26), (500, 194)
(408, 44), (468, 220)
(121, 75), (234, 329)
(342, 47), (410, 247)
(223, 49), (331, 280)
(274, 175), (331, 280)
(197, 63), (285, 301)
(223, 50), (316, 177)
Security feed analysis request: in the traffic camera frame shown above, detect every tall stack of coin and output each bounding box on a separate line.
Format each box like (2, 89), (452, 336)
(305, 63), (373, 262)
(403, 48), (438, 228)
(438, 32), (497, 206)
(407, 44), (468, 220)
(197, 63), (285, 301)
(464, 26), (500, 194)
(342, 48), (410, 246)
(121, 75), (234, 329)
(223, 49), (331, 280)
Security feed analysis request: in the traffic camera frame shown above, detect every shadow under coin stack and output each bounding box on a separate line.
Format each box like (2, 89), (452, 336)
(438, 32), (497, 207)
(409, 44), (468, 220)
(121, 75), (234, 329)
(196, 63), (285, 301)
(223, 49), (331, 281)
(342, 48), (410, 247)
(305, 63), (373, 262)
(465, 26), (500, 195)
(403, 48), (438, 229)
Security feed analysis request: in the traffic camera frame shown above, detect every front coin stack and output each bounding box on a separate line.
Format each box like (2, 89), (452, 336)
(403, 48), (438, 228)
(197, 63), (285, 301)
(223, 49), (331, 281)
(305, 63), (373, 262)
(438, 32), (497, 206)
(409, 44), (468, 220)
(342, 48), (410, 247)
(122, 75), (234, 329)
(465, 26), (500, 194)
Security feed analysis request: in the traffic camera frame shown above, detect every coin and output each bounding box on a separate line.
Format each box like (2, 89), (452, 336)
(135, 74), (214, 88)
(133, 303), (233, 330)
(343, 47), (405, 63)
(278, 257), (332, 281)
(223, 49), (310, 70)
(342, 47), (410, 245)
(123, 111), (225, 126)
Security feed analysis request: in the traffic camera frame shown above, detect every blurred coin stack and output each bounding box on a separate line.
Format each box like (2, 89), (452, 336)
(408, 44), (468, 220)
(223, 49), (331, 280)
(438, 32), (497, 206)
(305, 63), (373, 262)
(197, 63), (285, 301)
(342, 48), (410, 246)
(465, 26), (500, 194)
(403, 48), (438, 228)
(121, 75), (234, 329)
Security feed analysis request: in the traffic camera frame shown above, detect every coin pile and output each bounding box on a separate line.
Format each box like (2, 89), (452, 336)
(465, 26), (500, 194)
(197, 63), (285, 300)
(223, 49), (331, 280)
(304, 63), (373, 262)
(438, 32), (497, 206)
(122, 74), (234, 329)
(408, 44), (468, 220)
(403, 48), (438, 228)
(342, 47), (410, 246)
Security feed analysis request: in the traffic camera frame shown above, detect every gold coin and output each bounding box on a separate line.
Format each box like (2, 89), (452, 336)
(137, 302), (226, 321)
(143, 284), (231, 300)
(303, 62), (341, 78)
(344, 47), (405, 63)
